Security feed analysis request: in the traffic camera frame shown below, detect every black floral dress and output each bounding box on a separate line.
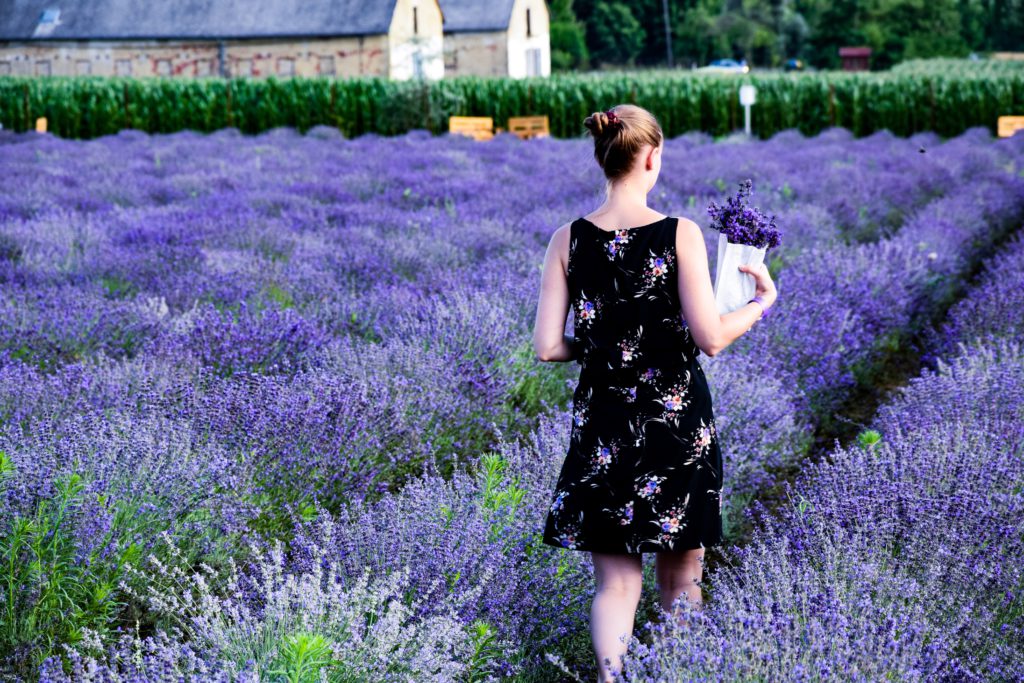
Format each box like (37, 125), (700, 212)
(542, 215), (724, 554)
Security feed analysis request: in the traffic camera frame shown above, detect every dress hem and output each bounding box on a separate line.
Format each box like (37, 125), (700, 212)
(540, 536), (724, 554)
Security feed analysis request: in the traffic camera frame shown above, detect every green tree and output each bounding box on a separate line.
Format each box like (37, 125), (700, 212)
(586, 2), (648, 66)
(673, 0), (806, 67)
(675, 3), (726, 67)
(808, 0), (971, 69)
(549, 0), (590, 70)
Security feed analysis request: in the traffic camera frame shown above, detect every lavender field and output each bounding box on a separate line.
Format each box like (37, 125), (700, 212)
(0, 124), (1022, 681)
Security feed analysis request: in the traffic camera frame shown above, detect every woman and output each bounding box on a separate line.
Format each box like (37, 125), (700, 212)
(532, 104), (777, 682)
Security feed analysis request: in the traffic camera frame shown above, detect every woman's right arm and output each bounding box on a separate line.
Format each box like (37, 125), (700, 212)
(675, 217), (777, 357)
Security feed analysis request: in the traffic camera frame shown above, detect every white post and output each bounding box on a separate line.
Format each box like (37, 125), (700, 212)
(739, 84), (757, 137)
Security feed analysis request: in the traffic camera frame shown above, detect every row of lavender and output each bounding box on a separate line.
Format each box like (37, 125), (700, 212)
(33, 236), (1024, 681)
(619, 227), (1024, 681)
(1, 126), (1021, 678)
(2, 126), (1019, 525)
(702, 129), (1024, 520)
(11, 127), (1021, 679)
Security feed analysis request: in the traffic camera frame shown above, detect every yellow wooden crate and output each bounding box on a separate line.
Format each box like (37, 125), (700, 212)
(997, 115), (1024, 138)
(449, 116), (494, 141)
(508, 115), (550, 140)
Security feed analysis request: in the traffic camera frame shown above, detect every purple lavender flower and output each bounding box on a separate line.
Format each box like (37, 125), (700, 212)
(707, 178), (782, 249)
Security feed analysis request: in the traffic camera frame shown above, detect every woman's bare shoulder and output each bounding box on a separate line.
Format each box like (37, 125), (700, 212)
(673, 216), (705, 247)
(548, 220), (573, 248)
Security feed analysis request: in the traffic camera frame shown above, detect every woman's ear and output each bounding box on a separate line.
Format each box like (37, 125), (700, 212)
(646, 144), (658, 171)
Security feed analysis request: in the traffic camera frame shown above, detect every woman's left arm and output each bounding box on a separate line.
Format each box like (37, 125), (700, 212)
(533, 223), (574, 362)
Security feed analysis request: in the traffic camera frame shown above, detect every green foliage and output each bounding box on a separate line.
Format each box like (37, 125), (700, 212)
(809, 0), (971, 70)
(578, 0), (1022, 68)
(550, 0), (590, 71)
(100, 274), (138, 299)
(0, 471), (137, 675)
(2, 62), (1022, 141)
(497, 340), (576, 438)
(466, 620), (503, 683)
(478, 452), (528, 546)
(264, 282), (294, 309)
(268, 632), (339, 683)
(588, 2), (647, 67)
(857, 429), (883, 449)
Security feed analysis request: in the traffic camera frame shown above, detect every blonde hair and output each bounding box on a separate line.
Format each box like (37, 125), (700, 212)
(582, 104), (664, 182)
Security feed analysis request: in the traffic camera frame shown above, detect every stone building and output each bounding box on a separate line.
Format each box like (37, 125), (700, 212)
(439, 0), (550, 78)
(0, 1), (552, 80)
(0, 0), (445, 80)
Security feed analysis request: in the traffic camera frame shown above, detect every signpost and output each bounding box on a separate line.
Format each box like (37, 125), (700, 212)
(739, 84), (756, 137)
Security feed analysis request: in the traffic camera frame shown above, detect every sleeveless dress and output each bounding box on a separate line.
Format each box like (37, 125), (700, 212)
(541, 215), (725, 554)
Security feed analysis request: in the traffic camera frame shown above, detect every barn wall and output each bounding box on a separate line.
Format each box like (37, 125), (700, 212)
(506, 0), (550, 78)
(443, 31), (507, 77)
(0, 35), (390, 78)
(386, 0), (444, 80)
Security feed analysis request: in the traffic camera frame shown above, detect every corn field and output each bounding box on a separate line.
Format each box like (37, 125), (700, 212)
(1, 67), (1022, 140)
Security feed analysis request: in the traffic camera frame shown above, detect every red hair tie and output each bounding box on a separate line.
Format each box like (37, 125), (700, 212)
(605, 109), (621, 127)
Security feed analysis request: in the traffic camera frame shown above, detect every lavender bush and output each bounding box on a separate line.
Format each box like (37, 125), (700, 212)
(1, 123), (1022, 678)
(619, 221), (1024, 681)
(706, 178), (781, 249)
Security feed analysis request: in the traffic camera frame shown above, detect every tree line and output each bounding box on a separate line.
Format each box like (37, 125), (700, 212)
(549, 0), (1024, 71)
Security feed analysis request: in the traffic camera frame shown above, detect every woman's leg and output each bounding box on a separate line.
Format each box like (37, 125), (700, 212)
(654, 547), (705, 614)
(590, 552), (643, 683)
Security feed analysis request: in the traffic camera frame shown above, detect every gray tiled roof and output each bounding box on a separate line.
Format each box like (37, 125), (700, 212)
(0, 0), (408, 40)
(439, 0), (515, 33)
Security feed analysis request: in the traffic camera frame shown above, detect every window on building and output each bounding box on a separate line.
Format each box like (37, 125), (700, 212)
(277, 58), (295, 76)
(115, 59), (132, 76)
(75, 59), (91, 75)
(35, 60), (51, 76)
(413, 7), (418, 34)
(526, 48), (541, 77)
(155, 59), (171, 76)
(235, 58), (253, 77)
(196, 59), (213, 76)
(412, 51), (423, 79)
(319, 55), (335, 76)
(0, 62), (11, 76)
(33, 8), (61, 38)
(526, 8), (532, 37)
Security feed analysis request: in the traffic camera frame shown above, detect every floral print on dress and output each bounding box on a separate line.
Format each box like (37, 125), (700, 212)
(555, 522), (582, 550)
(589, 440), (619, 475)
(607, 499), (634, 526)
(542, 216), (724, 554)
(574, 291), (601, 331)
(653, 494), (690, 545)
(572, 385), (593, 430)
(618, 326), (643, 366)
(636, 248), (676, 298)
(612, 384), (638, 403)
(638, 367), (662, 385)
(681, 417), (719, 474)
(636, 474), (666, 500)
(605, 229), (635, 260)
(662, 385), (689, 413)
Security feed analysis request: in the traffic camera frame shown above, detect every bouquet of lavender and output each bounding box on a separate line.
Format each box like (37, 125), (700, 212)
(707, 179), (782, 315)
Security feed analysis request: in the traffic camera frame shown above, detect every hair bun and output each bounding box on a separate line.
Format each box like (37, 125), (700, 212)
(584, 110), (615, 137)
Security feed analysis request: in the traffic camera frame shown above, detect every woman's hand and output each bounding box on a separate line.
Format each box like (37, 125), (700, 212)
(738, 262), (777, 307)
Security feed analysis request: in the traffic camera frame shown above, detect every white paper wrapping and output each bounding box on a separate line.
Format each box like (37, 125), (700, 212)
(713, 232), (767, 315)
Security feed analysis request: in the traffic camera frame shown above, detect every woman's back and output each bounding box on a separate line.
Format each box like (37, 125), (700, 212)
(568, 215), (701, 372)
